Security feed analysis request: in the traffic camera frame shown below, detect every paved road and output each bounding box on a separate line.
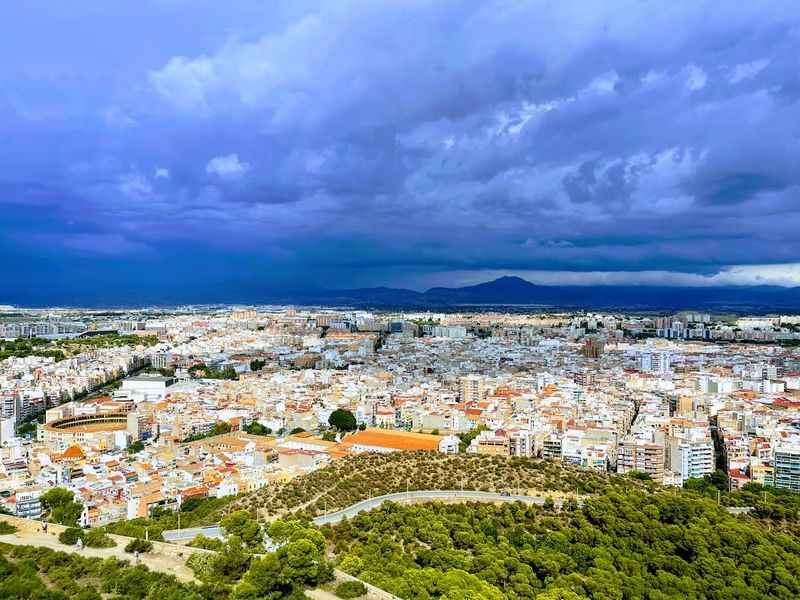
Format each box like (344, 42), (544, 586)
(313, 490), (562, 526)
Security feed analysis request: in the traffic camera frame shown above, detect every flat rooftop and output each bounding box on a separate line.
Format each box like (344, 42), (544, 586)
(123, 376), (174, 383)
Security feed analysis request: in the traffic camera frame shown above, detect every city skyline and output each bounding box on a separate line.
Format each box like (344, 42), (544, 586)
(3, 2), (800, 304)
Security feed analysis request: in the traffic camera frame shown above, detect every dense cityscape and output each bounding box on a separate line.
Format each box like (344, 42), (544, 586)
(1, 306), (800, 525)
(5, 1), (800, 598)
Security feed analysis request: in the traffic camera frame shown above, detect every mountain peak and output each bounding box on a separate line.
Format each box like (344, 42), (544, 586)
(469, 275), (539, 290)
(492, 275), (532, 284)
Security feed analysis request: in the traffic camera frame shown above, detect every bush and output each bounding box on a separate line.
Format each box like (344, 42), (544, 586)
(187, 534), (224, 551)
(124, 538), (153, 553)
(0, 521), (17, 534)
(335, 581), (367, 599)
(58, 527), (82, 545)
(186, 552), (214, 580)
(83, 529), (116, 548)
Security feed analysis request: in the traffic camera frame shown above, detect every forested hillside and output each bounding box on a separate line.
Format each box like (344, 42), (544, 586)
(0, 543), (203, 600)
(6, 452), (800, 600)
(323, 491), (800, 600)
(224, 452), (652, 520)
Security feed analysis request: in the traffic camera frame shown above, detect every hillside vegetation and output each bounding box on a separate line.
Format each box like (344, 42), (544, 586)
(0, 543), (204, 599)
(224, 452), (652, 520)
(5, 460), (800, 600)
(323, 491), (800, 600)
(1, 516), (332, 600)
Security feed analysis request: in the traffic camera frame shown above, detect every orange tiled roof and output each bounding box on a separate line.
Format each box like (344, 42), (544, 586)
(342, 428), (441, 452)
(61, 445), (86, 460)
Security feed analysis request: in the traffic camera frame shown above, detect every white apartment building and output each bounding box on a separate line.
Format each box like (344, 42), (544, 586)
(668, 436), (714, 484)
(460, 375), (487, 404)
(773, 445), (800, 492)
(640, 351), (672, 375)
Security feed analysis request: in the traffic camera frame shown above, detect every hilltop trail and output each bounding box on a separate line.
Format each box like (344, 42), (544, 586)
(0, 526), (198, 582)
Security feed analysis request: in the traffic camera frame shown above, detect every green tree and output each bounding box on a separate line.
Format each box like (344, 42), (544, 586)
(279, 539), (330, 587)
(188, 534), (224, 551)
(221, 510), (264, 550)
(41, 487), (83, 527)
(213, 536), (253, 583)
(234, 552), (290, 599)
(335, 581), (367, 599)
(83, 529), (115, 548)
(58, 527), (82, 545)
(458, 424), (488, 452)
(128, 440), (145, 453)
(124, 538), (153, 553)
(245, 421), (272, 436)
(328, 409), (357, 432)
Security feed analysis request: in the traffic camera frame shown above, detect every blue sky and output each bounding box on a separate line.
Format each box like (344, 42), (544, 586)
(2, 1), (800, 304)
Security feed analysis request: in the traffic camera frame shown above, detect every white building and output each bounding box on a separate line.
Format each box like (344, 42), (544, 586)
(119, 375), (175, 403)
(668, 436), (714, 484)
(640, 351), (672, 375)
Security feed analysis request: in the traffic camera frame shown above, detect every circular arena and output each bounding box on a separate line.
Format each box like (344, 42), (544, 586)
(39, 412), (130, 451)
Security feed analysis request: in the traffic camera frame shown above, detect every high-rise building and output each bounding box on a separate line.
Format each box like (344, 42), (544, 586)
(676, 396), (694, 415)
(617, 436), (665, 482)
(655, 316), (673, 330)
(509, 430), (534, 457)
(580, 337), (604, 359)
(667, 435), (713, 483)
(541, 435), (562, 460)
(460, 375), (486, 404)
(747, 362), (778, 381)
(640, 351), (672, 375)
(1, 393), (21, 423)
(151, 352), (171, 369)
(773, 445), (800, 492)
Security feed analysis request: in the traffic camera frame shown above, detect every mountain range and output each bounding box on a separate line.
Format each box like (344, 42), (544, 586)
(276, 276), (800, 312)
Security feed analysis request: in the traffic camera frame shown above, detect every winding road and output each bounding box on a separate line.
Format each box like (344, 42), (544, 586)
(312, 489), (565, 526)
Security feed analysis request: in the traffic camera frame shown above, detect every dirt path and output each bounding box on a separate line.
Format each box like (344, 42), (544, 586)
(307, 589), (341, 600)
(0, 529), (198, 582)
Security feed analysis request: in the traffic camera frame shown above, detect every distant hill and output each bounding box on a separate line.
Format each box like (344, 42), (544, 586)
(271, 275), (800, 311)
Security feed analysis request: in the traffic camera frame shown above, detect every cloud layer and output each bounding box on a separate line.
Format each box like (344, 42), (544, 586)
(2, 1), (800, 303)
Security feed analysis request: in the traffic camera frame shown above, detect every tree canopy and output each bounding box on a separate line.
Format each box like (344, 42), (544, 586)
(325, 491), (800, 600)
(328, 409), (357, 432)
(221, 510), (264, 551)
(41, 487), (83, 527)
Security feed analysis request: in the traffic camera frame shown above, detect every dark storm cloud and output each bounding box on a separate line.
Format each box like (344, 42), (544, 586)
(2, 1), (800, 302)
(691, 173), (789, 206)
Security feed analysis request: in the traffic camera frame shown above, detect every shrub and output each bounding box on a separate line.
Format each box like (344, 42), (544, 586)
(187, 534), (224, 551)
(186, 552), (214, 580)
(124, 538), (153, 553)
(0, 521), (18, 534)
(335, 581), (367, 599)
(83, 529), (116, 548)
(58, 527), (83, 545)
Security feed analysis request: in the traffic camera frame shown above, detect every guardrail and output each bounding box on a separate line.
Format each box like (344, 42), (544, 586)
(312, 489), (561, 526)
